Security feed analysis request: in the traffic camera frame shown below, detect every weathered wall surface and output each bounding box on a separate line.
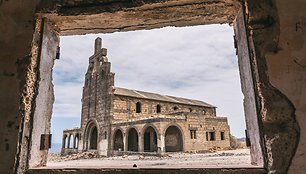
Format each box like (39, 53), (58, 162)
(0, 1), (41, 173)
(113, 96), (215, 120)
(265, 0), (306, 173)
(246, 0), (300, 173)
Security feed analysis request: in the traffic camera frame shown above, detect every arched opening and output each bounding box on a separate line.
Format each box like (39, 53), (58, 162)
(143, 126), (158, 152)
(136, 102), (141, 113)
(113, 129), (124, 151)
(74, 134), (79, 149)
(127, 128), (139, 151)
(68, 134), (74, 148)
(65, 135), (69, 148)
(156, 104), (161, 113)
(173, 106), (178, 111)
(165, 125), (183, 152)
(89, 126), (98, 149)
(62, 135), (67, 148)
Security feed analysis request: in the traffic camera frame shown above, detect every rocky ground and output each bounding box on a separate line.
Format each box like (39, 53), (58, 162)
(46, 148), (258, 169)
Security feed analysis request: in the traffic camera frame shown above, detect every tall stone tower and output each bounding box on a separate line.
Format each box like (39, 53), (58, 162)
(79, 37), (114, 156)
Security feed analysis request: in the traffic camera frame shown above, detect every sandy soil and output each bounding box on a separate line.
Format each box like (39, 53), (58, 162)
(44, 149), (260, 169)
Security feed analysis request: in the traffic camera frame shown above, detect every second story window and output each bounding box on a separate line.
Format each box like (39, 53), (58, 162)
(156, 104), (161, 113)
(136, 102), (141, 113)
(173, 106), (178, 111)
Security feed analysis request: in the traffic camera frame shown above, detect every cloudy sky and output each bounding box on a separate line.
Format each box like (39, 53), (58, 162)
(51, 24), (245, 144)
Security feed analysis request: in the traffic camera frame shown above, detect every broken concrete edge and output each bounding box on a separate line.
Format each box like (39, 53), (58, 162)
(15, 17), (44, 174)
(35, 0), (241, 36)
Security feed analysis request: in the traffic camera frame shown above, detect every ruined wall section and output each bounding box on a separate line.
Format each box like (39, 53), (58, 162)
(112, 95), (216, 121)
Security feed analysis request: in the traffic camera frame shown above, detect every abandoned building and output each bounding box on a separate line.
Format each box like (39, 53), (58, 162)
(60, 38), (231, 156)
(1, 0), (306, 173)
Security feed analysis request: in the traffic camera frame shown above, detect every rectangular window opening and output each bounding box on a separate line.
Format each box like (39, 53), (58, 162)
(221, 132), (225, 140)
(190, 130), (197, 139)
(209, 132), (216, 141)
(27, 5), (265, 172)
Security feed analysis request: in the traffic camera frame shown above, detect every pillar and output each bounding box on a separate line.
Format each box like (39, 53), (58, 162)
(139, 132), (143, 152)
(67, 134), (71, 148)
(158, 134), (165, 153)
(123, 133), (127, 151)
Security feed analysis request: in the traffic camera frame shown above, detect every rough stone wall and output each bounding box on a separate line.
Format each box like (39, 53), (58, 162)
(112, 95), (216, 121)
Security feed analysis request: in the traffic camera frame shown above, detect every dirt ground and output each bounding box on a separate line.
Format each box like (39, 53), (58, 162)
(43, 148), (260, 169)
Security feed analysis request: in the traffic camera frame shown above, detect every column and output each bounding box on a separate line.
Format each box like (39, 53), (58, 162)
(158, 134), (165, 154)
(138, 132), (144, 152)
(123, 133), (127, 151)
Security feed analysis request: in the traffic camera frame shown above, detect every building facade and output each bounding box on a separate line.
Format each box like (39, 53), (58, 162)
(61, 38), (231, 156)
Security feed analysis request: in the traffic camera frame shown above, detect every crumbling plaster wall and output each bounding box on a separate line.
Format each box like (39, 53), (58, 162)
(0, 1), (41, 173)
(246, 0), (301, 173)
(264, 0), (306, 173)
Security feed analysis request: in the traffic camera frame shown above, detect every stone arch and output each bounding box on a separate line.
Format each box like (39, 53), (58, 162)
(65, 134), (69, 148)
(164, 124), (184, 152)
(62, 134), (67, 148)
(126, 127), (139, 152)
(74, 133), (79, 149)
(68, 134), (74, 148)
(142, 126), (158, 152)
(84, 119), (99, 150)
(113, 129), (124, 151)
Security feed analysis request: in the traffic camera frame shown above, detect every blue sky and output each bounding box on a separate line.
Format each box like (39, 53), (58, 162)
(51, 24), (245, 144)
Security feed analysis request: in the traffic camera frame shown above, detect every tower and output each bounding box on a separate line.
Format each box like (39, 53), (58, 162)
(79, 37), (114, 156)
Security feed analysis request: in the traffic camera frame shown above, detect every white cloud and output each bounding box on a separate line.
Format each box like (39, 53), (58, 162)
(52, 24), (246, 138)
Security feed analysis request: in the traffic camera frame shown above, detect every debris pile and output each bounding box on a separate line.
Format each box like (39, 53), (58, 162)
(49, 151), (98, 162)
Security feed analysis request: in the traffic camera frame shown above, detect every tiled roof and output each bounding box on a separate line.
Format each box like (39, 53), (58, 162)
(113, 87), (215, 107)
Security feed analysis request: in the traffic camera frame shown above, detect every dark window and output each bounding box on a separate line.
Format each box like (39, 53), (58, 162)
(206, 132), (209, 141)
(104, 131), (107, 139)
(156, 104), (161, 113)
(220, 131), (225, 140)
(136, 102), (141, 113)
(209, 132), (215, 141)
(190, 130), (197, 139)
(173, 106), (178, 111)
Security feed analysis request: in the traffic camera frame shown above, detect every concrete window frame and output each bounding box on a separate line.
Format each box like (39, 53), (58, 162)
(16, 0), (271, 173)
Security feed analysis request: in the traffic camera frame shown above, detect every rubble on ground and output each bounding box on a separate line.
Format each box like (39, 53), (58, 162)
(48, 151), (99, 162)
